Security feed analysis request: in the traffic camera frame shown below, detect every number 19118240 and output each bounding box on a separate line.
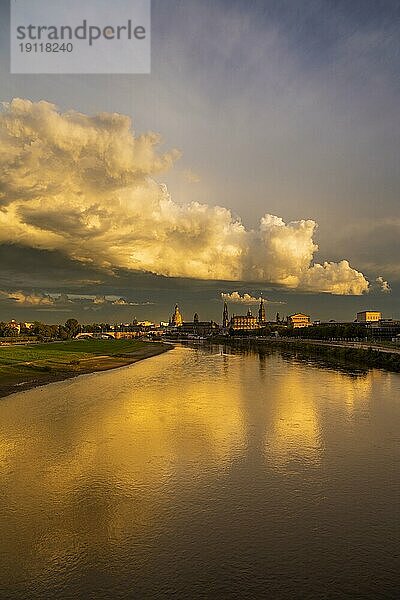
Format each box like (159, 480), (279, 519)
(19, 42), (73, 53)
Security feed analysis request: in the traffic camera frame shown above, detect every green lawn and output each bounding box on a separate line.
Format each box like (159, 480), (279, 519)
(0, 339), (149, 365)
(0, 339), (166, 396)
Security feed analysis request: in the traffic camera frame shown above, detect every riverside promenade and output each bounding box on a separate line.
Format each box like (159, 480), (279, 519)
(271, 338), (400, 355)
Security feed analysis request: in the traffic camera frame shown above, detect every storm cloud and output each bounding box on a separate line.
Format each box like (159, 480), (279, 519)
(0, 99), (373, 294)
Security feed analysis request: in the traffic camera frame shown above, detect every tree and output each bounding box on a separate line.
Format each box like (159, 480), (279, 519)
(29, 321), (59, 340)
(58, 325), (69, 340)
(64, 319), (80, 339)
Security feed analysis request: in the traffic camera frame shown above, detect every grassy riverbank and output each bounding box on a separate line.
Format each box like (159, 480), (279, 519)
(0, 339), (170, 399)
(221, 337), (400, 373)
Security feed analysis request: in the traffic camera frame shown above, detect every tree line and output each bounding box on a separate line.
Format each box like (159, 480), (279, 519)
(230, 323), (373, 341)
(0, 319), (142, 341)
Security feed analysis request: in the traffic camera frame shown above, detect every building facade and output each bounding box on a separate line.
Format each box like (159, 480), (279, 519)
(226, 299), (267, 331)
(356, 311), (382, 323)
(181, 319), (219, 337)
(288, 313), (311, 328)
(230, 309), (259, 331)
(366, 319), (400, 339)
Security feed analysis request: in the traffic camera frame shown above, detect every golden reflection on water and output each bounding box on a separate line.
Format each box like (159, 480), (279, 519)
(264, 362), (394, 466)
(266, 368), (321, 466)
(337, 369), (373, 414)
(0, 348), (247, 587)
(0, 345), (399, 597)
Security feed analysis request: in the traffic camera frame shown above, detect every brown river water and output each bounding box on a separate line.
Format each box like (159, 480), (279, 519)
(0, 344), (399, 599)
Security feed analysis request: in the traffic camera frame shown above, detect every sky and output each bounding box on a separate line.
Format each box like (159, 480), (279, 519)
(0, 0), (399, 324)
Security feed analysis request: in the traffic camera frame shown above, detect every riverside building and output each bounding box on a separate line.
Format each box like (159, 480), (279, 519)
(356, 311), (382, 323)
(287, 313), (311, 328)
(226, 298), (267, 331)
(230, 309), (259, 331)
(181, 315), (219, 337)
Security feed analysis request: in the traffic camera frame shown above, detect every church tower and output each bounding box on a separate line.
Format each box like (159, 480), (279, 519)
(171, 304), (183, 327)
(222, 302), (229, 329)
(258, 298), (266, 325)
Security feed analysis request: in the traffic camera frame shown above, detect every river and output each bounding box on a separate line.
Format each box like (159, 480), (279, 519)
(0, 344), (399, 599)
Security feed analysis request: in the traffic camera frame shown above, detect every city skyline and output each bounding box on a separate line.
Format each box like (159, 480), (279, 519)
(0, 295), (391, 328)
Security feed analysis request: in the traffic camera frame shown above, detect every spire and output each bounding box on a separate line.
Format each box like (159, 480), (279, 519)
(258, 298), (266, 324)
(223, 302), (229, 329)
(194, 312), (199, 324)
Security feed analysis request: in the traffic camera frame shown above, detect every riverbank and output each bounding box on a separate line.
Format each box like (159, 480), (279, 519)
(0, 339), (170, 399)
(219, 337), (400, 373)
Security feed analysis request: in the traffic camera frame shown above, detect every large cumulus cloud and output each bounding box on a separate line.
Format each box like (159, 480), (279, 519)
(0, 99), (370, 294)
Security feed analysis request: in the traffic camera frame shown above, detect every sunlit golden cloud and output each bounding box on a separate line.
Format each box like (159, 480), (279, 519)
(0, 98), (372, 294)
